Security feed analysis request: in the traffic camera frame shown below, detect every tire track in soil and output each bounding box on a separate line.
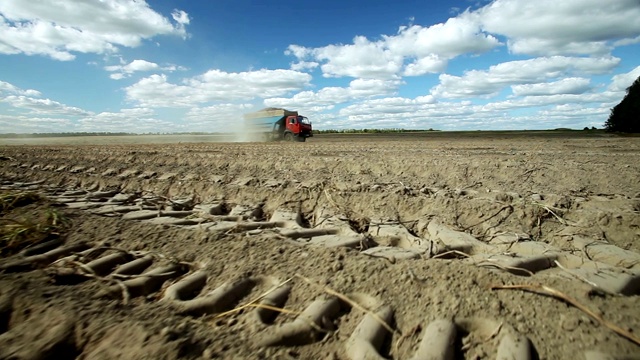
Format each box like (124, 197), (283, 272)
(0, 222), (535, 360)
(3, 181), (639, 298)
(0, 180), (638, 358)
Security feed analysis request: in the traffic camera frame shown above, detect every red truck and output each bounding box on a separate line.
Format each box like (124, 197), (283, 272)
(243, 108), (313, 142)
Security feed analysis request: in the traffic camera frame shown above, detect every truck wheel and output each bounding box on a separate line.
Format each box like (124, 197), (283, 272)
(284, 133), (293, 142)
(297, 137), (306, 142)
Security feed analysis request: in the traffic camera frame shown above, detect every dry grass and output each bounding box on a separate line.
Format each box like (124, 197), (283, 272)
(0, 191), (42, 214)
(0, 191), (70, 256)
(491, 283), (640, 346)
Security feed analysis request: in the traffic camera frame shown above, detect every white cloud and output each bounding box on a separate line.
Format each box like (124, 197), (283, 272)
(290, 61), (319, 71)
(76, 108), (178, 133)
(0, 114), (74, 133)
(172, 9), (190, 26)
(613, 35), (640, 47)
(539, 103), (610, 119)
(338, 96), (436, 117)
(282, 7), (497, 80)
(105, 59), (157, 73)
(325, 92), (615, 131)
(480, 92), (622, 112)
(331, 101), (476, 130)
(3, 95), (92, 116)
(511, 78), (591, 96)
(608, 65), (640, 92)
(312, 36), (403, 79)
(477, 0), (640, 55)
(287, 37), (404, 80)
(350, 78), (403, 97)
(386, 15), (500, 58)
(109, 73), (126, 80)
(185, 103), (254, 131)
(0, 0), (189, 60)
(285, 0), (640, 82)
(287, 15), (499, 79)
(0, 80), (41, 97)
(403, 55), (448, 76)
(432, 56), (620, 98)
(0, 81), (96, 131)
(387, 14), (500, 76)
(104, 59), (184, 79)
(123, 59), (160, 72)
(285, 45), (313, 59)
(264, 78), (402, 109)
(126, 69), (311, 107)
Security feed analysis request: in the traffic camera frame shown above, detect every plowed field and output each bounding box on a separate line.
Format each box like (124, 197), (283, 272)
(1, 133), (639, 360)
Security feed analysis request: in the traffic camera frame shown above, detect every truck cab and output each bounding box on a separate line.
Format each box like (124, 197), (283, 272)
(285, 115), (313, 141)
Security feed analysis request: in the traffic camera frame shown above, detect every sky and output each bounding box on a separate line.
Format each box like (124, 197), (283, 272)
(0, 0), (639, 133)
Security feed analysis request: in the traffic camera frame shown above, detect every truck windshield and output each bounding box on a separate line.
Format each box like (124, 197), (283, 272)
(298, 116), (311, 125)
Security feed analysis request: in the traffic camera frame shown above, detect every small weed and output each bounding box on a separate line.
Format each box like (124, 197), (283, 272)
(0, 192), (70, 256)
(0, 191), (42, 214)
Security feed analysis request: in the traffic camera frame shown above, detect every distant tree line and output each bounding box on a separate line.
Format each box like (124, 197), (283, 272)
(0, 130), (443, 137)
(314, 128), (439, 134)
(605, 75), (640, 133)
(0, 132), (133, 138)
(0, 132), (219, 138)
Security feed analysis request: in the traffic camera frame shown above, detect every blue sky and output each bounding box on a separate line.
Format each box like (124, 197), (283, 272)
(1, 0), (639, 133)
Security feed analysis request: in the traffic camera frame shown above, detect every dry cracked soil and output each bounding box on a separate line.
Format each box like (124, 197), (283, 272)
(0, 132), (639, 360)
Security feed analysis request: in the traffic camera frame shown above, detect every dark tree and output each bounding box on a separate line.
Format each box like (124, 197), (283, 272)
(605, 76), (640, 133)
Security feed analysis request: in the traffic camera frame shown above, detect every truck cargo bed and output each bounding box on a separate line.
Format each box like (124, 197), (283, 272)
(244, 115), (284, 133)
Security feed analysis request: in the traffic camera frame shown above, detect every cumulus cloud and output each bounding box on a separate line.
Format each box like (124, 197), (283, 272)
(3, 95), (92, 116)
(285, 0), (639, 82)
(290, 61), (319, 72)
(285, 45), (313, 59)
(511, 78), (591, 96)
(105, 59), (158, 74)
(290, 36), (404, 79)
(0, 114), (74, 133)
(431, 56), (619, 98)
(125, 69), (311, 107)
(608, 65), (640, 92)
(0, 0), (189, 60)
(172, 10), (190, 26)
(0, 105), (187, 133)
(388, 14), (500, 76)
(0, 80), (41, 97)
(186, 104), (253, 121)
(327, 91), (616, 131)
(287, 14), (499, 79)
(481, 92), (622, 112)
(76, 108), (179, 133)
(264, 78), (402, 109)
(185, 103), (255, 131)
(539, 103), (610, 118)
(0, 80), (95, 125)
(477, 0), (640, 56)
(386, 14), (500, 58)
(337, 96), (436, 117)
(104, 59), (184, 79)
(332, 101), (477, 130)
(403, 55), (448, 76)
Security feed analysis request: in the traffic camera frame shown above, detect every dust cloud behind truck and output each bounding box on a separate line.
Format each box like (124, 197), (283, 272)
(243, 108), (313, 142)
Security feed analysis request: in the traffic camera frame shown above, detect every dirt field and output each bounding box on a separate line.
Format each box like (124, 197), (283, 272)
(0, 132), (639, 360)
